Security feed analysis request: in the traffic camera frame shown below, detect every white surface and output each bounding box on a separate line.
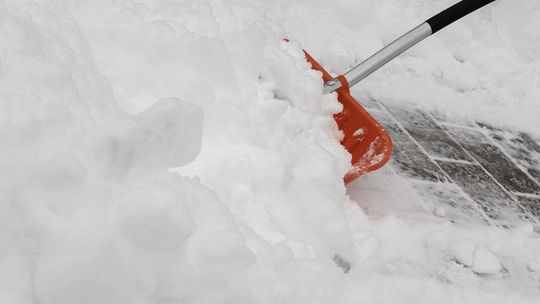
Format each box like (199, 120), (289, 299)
(472, 247), (502, 275)
(1, 0), (540, 303)
(433, 206), (447, 217)
(451, 239), (476, 267)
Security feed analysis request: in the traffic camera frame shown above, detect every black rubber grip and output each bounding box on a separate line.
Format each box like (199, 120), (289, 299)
(426, 0), (495, 33)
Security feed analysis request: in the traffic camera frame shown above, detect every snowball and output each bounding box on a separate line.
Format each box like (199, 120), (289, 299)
(433, 207), (447, 217)
(471, 247), (502, 275)
(449, 240), (502, 275)
(450, 239), (475, 267)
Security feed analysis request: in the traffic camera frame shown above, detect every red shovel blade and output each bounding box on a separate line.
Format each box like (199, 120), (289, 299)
(304, 50), (393, 184)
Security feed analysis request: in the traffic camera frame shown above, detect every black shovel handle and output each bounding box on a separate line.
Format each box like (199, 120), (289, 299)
(426, 0), (495, 33)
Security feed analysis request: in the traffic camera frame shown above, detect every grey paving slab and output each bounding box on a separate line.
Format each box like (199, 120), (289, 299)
(485, 128), (540, 185)
(357, 103), (540, 224)
(436, 161), (514, 220)
(445, 127), (540, 196)
(371, 110), (448, 182)
(528, 168), (540, 184)
(385, 106), (472, 161)
(515, 195), (540, 219)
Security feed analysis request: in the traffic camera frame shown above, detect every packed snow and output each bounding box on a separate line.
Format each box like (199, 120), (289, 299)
(1, 0), (539, 303)
(433, 206), (447, 217)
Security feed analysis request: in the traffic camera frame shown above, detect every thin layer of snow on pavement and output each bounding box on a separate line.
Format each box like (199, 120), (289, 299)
(1, 0), (539, 303)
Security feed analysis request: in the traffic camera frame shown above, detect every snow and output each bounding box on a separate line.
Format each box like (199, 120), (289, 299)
(353, 128), (365, 137)
(472, 247), (502, 275)
(528, 257), (540, 273)
(450, 239), (476, 267)
(1, 0), (540, 303)
(433, 206), (447, 217)
(448, 240), (503, 276)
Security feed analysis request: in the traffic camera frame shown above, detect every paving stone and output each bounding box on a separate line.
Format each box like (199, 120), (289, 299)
(445, 127), (540, 195)
(412, 181), (487, 223)
(516, 195), (540, 219)
(486, 128), (540, 185)
(385, 106), (472, 161)
(371, 110), (448, 182)
(436, 161), (515, 220)
(528, 168), (540, 184)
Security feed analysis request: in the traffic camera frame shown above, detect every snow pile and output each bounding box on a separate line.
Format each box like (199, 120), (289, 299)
(66, 0), (540, 136)
(1, 0), (540, 303)
(1, 1), (357, 303)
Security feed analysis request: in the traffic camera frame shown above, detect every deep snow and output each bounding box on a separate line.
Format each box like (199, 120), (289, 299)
(1, 0), (539, 303)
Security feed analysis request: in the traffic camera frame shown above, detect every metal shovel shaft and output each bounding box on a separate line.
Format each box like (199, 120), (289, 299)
(324, 0), (496, 94)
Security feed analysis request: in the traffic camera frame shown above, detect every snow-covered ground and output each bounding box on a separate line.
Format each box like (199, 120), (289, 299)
(1, 0), (539, 303)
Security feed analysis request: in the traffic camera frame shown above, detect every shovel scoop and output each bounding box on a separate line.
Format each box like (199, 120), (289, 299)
(303, 0), (495, 184)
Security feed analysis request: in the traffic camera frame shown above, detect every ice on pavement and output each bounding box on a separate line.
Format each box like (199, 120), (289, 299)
(1, 0), (539, 303)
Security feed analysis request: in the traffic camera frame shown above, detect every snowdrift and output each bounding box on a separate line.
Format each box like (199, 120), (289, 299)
(1, 0), (539, 303)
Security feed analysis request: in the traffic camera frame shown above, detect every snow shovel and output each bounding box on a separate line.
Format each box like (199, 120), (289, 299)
(304, 0), (495, 184)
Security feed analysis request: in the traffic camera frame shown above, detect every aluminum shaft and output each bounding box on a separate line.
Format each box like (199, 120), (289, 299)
(323, 22), (432, 94)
